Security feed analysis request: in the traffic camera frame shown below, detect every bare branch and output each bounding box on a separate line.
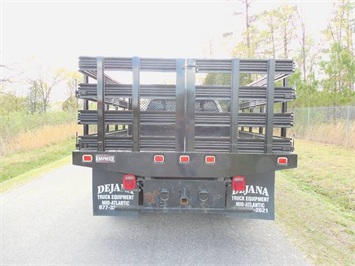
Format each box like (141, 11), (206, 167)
(0, 64), (13, 70)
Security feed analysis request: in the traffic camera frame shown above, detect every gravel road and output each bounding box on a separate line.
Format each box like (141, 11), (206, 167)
(1, 164), (309, 265)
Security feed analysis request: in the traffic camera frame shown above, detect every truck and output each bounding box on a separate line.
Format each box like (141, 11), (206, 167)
(72, 56), (297, 220)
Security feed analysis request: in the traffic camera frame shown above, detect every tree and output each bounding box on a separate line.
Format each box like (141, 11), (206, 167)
(0, 91), (27, 113)
(259, 9), (278, 58)
(241, 0), (253, 58)
(288, 9), (322, 107)
(289, 70), (320, 108)
(320, 0), (355, 106)
(231, 0), (263, 60)
(231, 2), (298, 60)
(323, 0), (354, 90)
(216, 0), (354, 107)
(0, 64), (14, 84)
(256, 3), (297, 59)
(294, 9), (320, 84)
(27, 69), (64, 113)
(320, 42), (355, 106)
(290, 1), (355, 108)
(1, 64), (27, 113)
(232, 24), (263, 59)
(276, 3), (298, 58)
(62, 71), (82, 112)
(325, 0), (354, 53)
(204, 73), (230, 86)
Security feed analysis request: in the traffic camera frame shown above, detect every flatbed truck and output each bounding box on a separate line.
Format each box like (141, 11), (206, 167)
(72, 56), (297, 220)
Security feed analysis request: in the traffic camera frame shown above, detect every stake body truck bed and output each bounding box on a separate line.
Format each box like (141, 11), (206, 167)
(72, 56), (297, 220)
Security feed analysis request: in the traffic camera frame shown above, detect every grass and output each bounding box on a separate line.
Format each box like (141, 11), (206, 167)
(6, 123), (80, 154)
(0, 155), (71, 193)
(0, 110), (79, 185)
(0, 111), (77, 156)
(0, 111), (79, 185)
(0, 138), (75, 184)
(291, 121), (355, 148)
(276, 139), (355, 265)
(0, 111), (76, 137)
(0, 112), (78, 192)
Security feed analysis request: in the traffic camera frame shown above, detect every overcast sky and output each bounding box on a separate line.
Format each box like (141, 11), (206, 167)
(1, 1), (336, 68)
(1, 0), (336, 99)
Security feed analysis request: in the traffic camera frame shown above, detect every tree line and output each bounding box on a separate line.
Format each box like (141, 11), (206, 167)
(1, 1), (354, 112)
(0, 66), (81, 114)
(207, 0), (355, 108)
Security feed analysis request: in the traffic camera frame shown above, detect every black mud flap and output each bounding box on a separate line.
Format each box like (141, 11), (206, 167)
(226, 172), (275, 220)
(92, 169), (139, 216)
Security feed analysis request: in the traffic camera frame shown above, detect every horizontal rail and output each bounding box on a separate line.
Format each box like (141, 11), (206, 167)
(78, 110), (293, 128)
(196, 113), (293, 127)
(79, 57), (294, 74)
(77, 84), (295, 102)
(78, 133), (293, 153)
(80, 57), (177, 72)
(79, 135), (175, 151)
(195, 85), (295, 101)
(195, 59), (294, 73)
(77, 83), (176, 99)
(78, 110), (175, 125)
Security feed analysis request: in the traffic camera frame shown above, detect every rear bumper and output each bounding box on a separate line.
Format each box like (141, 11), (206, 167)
(92, 169), (276, 220)
(73, 150), (297, 177)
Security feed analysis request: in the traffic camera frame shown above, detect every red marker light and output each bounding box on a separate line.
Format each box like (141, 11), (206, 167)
(277, 157), (288, 165)
(154, 155), (165, 163)
(232, 176), (246, 191)
(179, 155), (190, 164)
(82, 154), (93, 162)
(122, 174), (136, 190)
(205, 155), (216, 164)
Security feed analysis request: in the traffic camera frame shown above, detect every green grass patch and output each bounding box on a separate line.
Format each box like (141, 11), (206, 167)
(0, 111), (76, 139)
(0, 138), (75, 184)
(0, 111), (77, 156)
(0, 155), (71, 193)
(276, 139), (355, 265)
(284, 140), (355, 214)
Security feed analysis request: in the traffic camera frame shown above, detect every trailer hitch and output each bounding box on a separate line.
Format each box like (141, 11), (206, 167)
(180, 187), (189, 206)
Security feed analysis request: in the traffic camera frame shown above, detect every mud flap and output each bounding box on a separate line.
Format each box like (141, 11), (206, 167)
(226, 172), (275, 220)
(92, 169), (139, 216)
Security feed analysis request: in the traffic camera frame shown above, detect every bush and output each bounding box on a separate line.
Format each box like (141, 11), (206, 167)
(0, 111), (77, 156)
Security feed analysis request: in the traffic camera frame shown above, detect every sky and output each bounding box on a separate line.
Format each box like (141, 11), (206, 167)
(0, 0), (337, 100)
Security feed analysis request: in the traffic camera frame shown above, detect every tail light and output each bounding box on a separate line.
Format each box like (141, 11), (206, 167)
(277, 157), (288, 165)
(232, 176), (245, 191)
(154, 155), (165, 163)
(205, 155), (216, 164)
(82, 154), (93, 162)
(179, 155), (190, 164)
(122, 174), (136, 190)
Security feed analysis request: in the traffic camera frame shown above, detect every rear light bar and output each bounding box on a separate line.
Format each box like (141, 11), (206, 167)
(154, 155), (165, 163)
(232, 176), (246, 191)
(277, 157), (288, 165)
(122, 174), (136, 190)
(82, 154), (93, 162)
(179, 155), (190, 164)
